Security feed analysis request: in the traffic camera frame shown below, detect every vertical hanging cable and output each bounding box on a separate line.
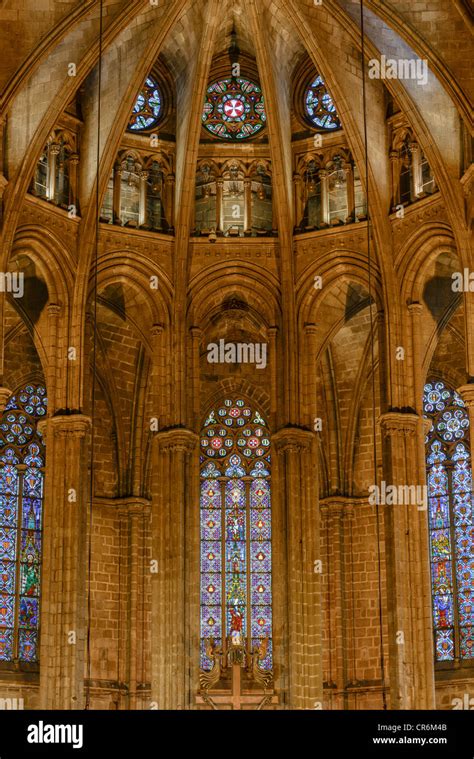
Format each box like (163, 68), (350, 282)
(85, 0), (104, 711)
(359, 0), (387, 709)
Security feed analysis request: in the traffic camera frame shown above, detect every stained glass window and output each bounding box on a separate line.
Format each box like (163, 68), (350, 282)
(423, 380), (473, 663)
(202, 78), (266, 141)
(128, 76), (162, 131)
(304, 75), (340, 131)
(0, 384), (46, 663)
(200, 399), (272, 670)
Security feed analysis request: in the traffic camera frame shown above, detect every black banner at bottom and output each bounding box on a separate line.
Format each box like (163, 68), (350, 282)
(0, 710), (471, 757)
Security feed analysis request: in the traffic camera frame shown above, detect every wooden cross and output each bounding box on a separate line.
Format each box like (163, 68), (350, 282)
(197, 663), (278, 710)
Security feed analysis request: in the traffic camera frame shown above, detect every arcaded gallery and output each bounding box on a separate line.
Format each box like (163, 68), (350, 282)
(0, 0), (472, 716)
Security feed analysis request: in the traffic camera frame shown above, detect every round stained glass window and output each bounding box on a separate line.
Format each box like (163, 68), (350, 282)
(202, 77), (266, 141)
(304, 75), (340, 131)
(128, 76), (162, 132)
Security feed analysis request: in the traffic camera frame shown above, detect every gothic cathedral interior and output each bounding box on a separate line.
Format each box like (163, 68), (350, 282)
(0, 0), (472, 712)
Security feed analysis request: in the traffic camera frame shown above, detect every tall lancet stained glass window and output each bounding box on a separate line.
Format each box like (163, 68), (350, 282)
(200, 399), (272, 671)
(0, 384), (46, 663)
(423, 380), (473, 662)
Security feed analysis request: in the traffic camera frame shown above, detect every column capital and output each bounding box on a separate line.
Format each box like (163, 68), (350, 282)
(154, 426), (199, 453)
(379, 411), (419, 437)
(457, 384), (474, 408)
(0, 387), (12, 414)
(47, 302), (62, 318)
(389, 150), (399, 162)
(150, 323), (164, 338)
(38, 413), (91, 441)
(267, 325), (278, 339)
(272, 426), (315, 453)
(304, 323), (318, 336)
(49, 143), (61, 156)
(190, 326), (203, 340)
(407, 301), (423, 315)
(69, 153), (80, 165)
(117, 497), (151, 519)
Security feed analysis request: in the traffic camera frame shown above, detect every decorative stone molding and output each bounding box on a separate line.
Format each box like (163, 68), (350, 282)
(38, 413), (91, 441)
(272, 426), (315, 453)
(0, 387), (12, 414)
(457, 384), (474, 409)
(379, 411), (419, 438)
(154, 427), (199, 453)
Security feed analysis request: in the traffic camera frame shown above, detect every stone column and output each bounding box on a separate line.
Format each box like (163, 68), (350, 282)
(150, 427), (199, 709)
(272, 426), (321, 708)
(267, 326), (278, 423)
(243, 178), (252, 233)
(389, 150), (400, 210)
(319, 170), (329, 225)
(113, 164), (123, 224)
(190, 327), (202, 429)
(293, 172), (304, 228)
(409, 142), (422, 198)
(138, 171), (149, 227)
(38, 413), (91, 709)
(150, 324), (164, 431)
(320, 500), (345, 707)
(118, 498), (150, 710)
(379, 411), (435, 710)
(216, 179), (224, 233)
(47, 144), (60, 202)
(164, 173), (175, 230)
(46, 304), (61, 414)
(344, 162), (355, 222)
(68, 154), (79, 215)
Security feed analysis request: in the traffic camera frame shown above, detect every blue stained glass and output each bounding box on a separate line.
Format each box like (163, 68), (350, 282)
(0, 495), (17, 526)
(128, 76), (162, 132)
(435, 629), (454, 661)
(453, 492), (472, 525)
(21, 498), (41, 530)
(201, 573), (221, 606)
(304, 75), (341, 131)
(251, 574), (272, 605)
(0, 384), (46, 662)
(201, 541), (221, 573)
(0, 563), (15, 593)
(200, 399), (272, 672)
(433, 595), (453, 627)
(460, 627), (474, 658)
(429, 497), (449, 528)
(18, 629), (37, 662)
(0, 465), (18, 495)
(0, 528), (16, 561)
(424, 379), (474, 661)
(0, 628), (13, 660)
(19, 596), (38, 628)
(0, 595), (14, 626)
(431, 560), (452, 595)
(251, 541), (271, 573)
(458, 591), (474, 626)
(431, 529), (451, 559)
(251, 606), (272, 637)
(201, 510), (221, 540)
(250, 509), (271, 540)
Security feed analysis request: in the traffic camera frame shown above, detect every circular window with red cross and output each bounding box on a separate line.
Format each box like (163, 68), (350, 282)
(202, 77), (266, 141)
